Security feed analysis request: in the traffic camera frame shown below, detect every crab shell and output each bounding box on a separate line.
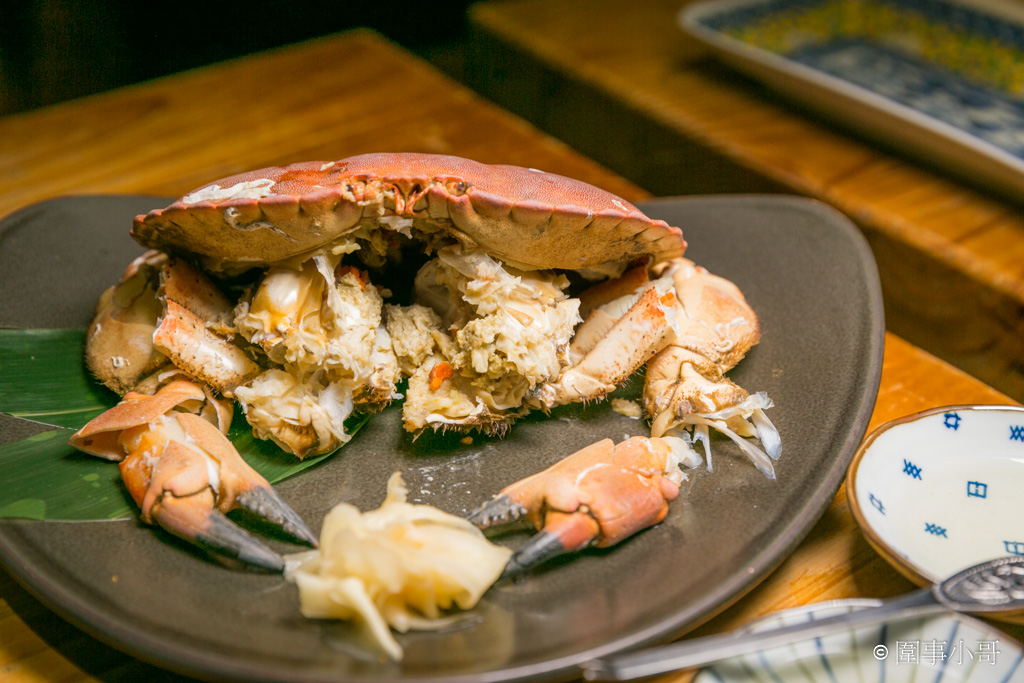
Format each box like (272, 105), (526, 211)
(131, 153), (685, 270)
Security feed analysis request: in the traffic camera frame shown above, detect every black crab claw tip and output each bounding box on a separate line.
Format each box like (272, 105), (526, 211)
(237, 486), (318, 547)
(501, 531), (568, 579)
(465, 494), (528, 529)
(196, 511), (286, 572)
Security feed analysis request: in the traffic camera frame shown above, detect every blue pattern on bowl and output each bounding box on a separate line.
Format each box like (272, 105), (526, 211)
(695, 0), (1024, 160)
(795, 39), (1024, 158)
(704, 0), (1024, 49)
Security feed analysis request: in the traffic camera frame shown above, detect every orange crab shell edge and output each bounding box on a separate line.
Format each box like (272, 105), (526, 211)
(131, 153), (685, 270)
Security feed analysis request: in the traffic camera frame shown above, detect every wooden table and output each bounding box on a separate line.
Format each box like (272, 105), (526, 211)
(465, 0), (1024, 406)
(0, 28), (1020, 683)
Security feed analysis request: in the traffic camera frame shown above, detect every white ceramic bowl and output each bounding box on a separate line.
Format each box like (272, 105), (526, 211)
(848, 405), (1024, 591)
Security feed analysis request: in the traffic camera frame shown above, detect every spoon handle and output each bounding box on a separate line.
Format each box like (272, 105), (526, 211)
(581, 588), (944, 681)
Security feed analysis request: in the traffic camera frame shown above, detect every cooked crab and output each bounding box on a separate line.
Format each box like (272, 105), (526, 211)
(75, 152), (777, 570)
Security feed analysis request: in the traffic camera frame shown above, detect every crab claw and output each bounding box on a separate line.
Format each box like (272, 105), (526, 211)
(467, 436), (686, 576)
(70, 380), (316, 571)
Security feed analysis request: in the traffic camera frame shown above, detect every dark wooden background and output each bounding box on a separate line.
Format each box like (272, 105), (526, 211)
(0, 0), (474, 116)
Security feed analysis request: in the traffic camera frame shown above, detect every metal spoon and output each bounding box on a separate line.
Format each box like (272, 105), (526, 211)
(581, 555), (1024, 681)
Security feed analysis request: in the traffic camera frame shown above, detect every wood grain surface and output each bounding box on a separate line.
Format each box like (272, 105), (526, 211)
(0, 27), (1021, 683)
(0, 30), (642, 218)
(466, 0), (1024, 405)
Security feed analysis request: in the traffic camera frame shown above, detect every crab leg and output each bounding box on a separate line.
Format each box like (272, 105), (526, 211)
(70, 380), (316, 571)
(531, 285), (678, 410)
(153, 258), (262, 396)
(644, 258), (781, 477)
(467, 436), (686, 576)
(85, 250), (169, 395)
(576, 265), (649, 319)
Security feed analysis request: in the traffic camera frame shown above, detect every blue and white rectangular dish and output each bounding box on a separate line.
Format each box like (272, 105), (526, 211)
(679, 0), (1024, 199)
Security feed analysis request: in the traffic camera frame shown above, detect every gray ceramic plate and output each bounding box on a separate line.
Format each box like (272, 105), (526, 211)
(0, 195), (884, 683)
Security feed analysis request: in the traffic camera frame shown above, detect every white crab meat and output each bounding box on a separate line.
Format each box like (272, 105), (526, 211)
(231, 247), (402, 454)
(384, 303), (445, 377)
(388, 244), (581, 432)
(234, 369), (355, 458)
(234, 253), (388, 385)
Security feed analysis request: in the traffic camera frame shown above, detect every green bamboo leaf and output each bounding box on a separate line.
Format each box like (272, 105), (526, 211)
(0, 428), (133, 520)
(228, 407), (372, 484)
(0, 329), (119, 429)
(0, 328), (372, 520)
(0, 413), (369, 521)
